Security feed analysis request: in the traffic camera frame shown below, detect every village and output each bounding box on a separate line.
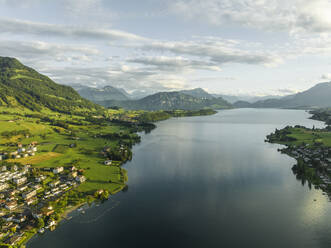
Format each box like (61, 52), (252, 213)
(0, 143), (87, 247)
(266, 126), (331, 198)
(279, 144), (331, 190)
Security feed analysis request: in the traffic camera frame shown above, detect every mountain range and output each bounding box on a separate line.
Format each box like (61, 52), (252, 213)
(96, 91), (232, 111)
(233, 82), (331, 109)
(72, 84), (130, 102)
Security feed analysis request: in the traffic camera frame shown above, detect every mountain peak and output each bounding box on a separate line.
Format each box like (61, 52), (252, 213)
(0, 56), (25, 70)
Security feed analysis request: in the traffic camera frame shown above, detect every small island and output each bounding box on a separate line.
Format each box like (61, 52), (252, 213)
(266, 109), (331, 199)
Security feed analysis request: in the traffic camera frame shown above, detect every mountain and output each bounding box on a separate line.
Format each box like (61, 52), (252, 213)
(215, 94), (283, 104)
(233, 82), (331, 109)
(179, 88), (215, 99)
(98, 91), (232, 110)
(73, 85), (130, 102)
(0, 56), (102, 114)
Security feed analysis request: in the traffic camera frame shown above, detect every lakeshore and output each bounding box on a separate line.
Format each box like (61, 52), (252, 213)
(27, 109), (331, 248)
(0, 107), (217, 247)
(266, 110), (331, 199)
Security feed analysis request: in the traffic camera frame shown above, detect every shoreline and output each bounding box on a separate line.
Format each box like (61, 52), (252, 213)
(23, 110), (219, 247)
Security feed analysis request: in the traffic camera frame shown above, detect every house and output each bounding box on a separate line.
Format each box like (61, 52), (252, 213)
(53, 167), (64, 174)
(35, 175), (46, 183)
(0, 155), (2, 161)
(22, 153), (28, 158)
(26, 197), (37, 205)
(50, 180), (60, 188)
(68, 171), (78, 179)
(13, 177), (27, 185)
(29, 152), (35, 156)
(0, 183), (9, 191)
(104, 160), (112, 165)
(12, 165), (18, 171)
(5, 201), (18, 211)
(22, 189), (37, 199)
(32, 146), (38, 152)
(18, 148), (26, 153)
(12, 215), (26, 223)
(33, 184), (42, 190)
(1, 165), (6, 171)
(75, 175), (86, 183)
(17, 185), (28, 192)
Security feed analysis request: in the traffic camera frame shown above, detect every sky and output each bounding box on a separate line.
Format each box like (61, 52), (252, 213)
(1, 0), (331, 96)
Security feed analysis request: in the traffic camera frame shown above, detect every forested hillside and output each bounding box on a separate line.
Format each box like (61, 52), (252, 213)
(0, 56), (103, 114)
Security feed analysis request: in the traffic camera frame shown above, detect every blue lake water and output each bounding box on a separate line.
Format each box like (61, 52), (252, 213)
(28, 109), (331, 248)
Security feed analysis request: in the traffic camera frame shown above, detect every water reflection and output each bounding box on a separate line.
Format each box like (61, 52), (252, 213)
(29, 109), (331, 248)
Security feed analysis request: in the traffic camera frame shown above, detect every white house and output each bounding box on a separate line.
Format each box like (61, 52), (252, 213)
(22, 189), (37, 199)
(75, 176), (86, 183)
(104, 160), (112, 165)
(0, 183), (9, 191)
(53, 167), (64, 174)
(50, 180), (60, 188)
(13, 177), (27, 185)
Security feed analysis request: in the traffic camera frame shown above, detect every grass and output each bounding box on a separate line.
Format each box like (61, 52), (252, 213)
(286, 128), (331, 147)
(0, 107), (133, 194)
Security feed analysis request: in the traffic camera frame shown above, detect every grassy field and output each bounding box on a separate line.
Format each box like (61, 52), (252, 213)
(0, 106), (134, 194)
(282, 127), (331, 147)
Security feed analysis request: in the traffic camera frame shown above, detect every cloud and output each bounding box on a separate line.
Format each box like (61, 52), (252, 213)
(39, 64), (189, 94)
(138, 38), (282, 67)
(0, 40), (99, 65)
(128, 56), (222, 72)
(169, 0), (331, 34)
(321, 73), (331, 80)
(0, 18), (147, 42)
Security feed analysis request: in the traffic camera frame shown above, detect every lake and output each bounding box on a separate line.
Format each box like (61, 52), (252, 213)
(28, 109), (331, 248)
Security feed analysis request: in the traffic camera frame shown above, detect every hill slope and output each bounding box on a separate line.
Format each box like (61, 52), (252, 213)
(234, 82), (331, 109)
(73, 85), (130, 102)
(0, 56), (102, 114)
(98, 91), (232, 110)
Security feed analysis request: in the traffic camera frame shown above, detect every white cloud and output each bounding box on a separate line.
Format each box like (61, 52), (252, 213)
(170, 0), (331, 34)
(128, 56), (222, 72)
(0, 40), (100, 66)
(321, 73), (331, 80)
(0, 18), (147, 42)
(138, 39), (282, 67)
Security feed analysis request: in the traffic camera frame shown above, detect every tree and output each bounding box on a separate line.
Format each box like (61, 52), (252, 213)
(37, 218), (44, 229)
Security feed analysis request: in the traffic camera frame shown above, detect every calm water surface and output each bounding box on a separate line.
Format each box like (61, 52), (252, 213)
(28, 109), (331, 248)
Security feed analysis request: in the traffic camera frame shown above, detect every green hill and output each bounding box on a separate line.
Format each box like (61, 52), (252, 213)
(0, 56), (102, 114)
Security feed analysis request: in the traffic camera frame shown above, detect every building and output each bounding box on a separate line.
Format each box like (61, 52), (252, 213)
(13, 177), (27, 185)
(5, 201), (18, 211)
(22, 189), (37, 199)
(69, 171), (78, 179)
(104, 160), (112, 165)
(53, 167), (64, 174)
(50, 180), (60, 188)
(0, 155), (2, 161)
(75, 176), (86, 183)
(0, 183), (9, 191)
